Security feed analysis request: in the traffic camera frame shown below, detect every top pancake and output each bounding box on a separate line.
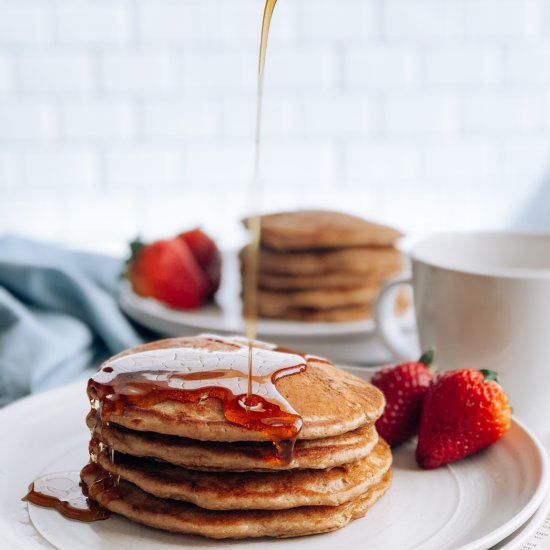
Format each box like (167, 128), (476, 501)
(244, 210), (402, 251)
(89, 335), (385, 442)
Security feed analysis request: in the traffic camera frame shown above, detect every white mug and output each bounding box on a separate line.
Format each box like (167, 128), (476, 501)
(374, 232), (550, 430)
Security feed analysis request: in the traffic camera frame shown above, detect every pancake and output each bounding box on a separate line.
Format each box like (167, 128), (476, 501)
(258, 290), (410, 322)
(91, 439), (392, 510)
(241, 245), (403, 276)
(88, 335), (385, 442)
(256, 271), (383, 291)
(81, 465), (392, 539)
(91, 418), (379, 471)
(244, 210), (402, 251)
(257, 285), (381, 315)
(259, 304), (375, 322)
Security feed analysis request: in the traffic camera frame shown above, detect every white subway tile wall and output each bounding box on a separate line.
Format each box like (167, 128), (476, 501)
(1, 0), (550, 253)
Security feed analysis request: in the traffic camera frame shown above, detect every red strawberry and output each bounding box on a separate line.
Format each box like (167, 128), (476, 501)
(416, 369), (512, 469)
(126, 238), (208, 309)
(177, 229), (221, 297)
(371, 351), (434, 446)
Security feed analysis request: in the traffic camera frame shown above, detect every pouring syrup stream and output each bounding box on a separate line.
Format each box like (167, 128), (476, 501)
(244, 0), (278, 406)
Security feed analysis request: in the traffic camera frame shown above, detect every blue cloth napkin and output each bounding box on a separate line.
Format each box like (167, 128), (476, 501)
(0, 236), (143, 405)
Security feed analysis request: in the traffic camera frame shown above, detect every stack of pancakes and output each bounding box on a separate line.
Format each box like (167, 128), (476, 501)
(81, 335), (392, 539)
(241, 210), (406, 322)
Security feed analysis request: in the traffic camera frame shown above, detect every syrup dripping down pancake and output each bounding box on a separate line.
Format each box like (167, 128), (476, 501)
(90, 417), (379, 472)
(88, 335), (385, 442)
(80, 335), (392, 540)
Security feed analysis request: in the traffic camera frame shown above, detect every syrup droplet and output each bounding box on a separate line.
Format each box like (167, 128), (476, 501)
(24, 472), (110, 522)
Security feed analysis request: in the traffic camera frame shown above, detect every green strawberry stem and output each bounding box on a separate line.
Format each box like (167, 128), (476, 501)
(123, 237), (146, 276)
(481, 369), (500, 383)
(418, 349), (435, 366)
(127, 237), (145, 263)
(129, 238), (145, 259)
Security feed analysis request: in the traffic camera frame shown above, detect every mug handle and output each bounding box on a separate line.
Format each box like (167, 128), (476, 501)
(374, 275), (418, 361)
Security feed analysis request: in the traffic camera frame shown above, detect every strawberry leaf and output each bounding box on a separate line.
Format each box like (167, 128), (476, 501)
(129, 238), (145, 258)
(124, 237), (146, 274)
(481, 369), (500, 384)
(419, 349), (435, 366)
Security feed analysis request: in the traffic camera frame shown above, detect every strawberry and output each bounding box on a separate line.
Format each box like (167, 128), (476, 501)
(371, 350), (434, 446)
(126, 237), (208, 309)
(177, 229), (221, 297)
(416, 369), (512, 469)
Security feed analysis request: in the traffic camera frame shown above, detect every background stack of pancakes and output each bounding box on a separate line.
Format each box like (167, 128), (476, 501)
(241, 210), (407, 322)
(82, 336), (393, 539)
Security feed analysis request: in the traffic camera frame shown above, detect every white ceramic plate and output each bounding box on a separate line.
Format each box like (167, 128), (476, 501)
(119, 251), (415, 340)
(1, 371), (547, 550)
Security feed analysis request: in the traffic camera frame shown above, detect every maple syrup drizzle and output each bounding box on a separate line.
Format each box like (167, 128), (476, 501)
(244, 0), (278, 403)
(23, 472), (110, 522)
(80, 462), (126, 505)
(87, 337), (307, 462)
